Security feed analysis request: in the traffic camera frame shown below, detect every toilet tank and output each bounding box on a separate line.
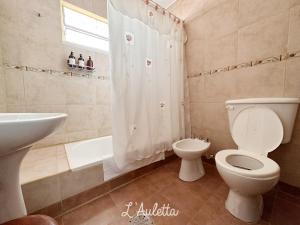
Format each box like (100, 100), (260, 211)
(225, 98), (300, 144)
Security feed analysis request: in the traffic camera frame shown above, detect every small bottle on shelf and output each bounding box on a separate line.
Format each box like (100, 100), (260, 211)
(67, 51), (76, 68)
(78, 54), (85, 69)
(86, 56), (94, 70)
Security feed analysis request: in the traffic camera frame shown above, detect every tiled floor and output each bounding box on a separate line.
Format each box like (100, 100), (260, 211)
(57, 159), (271, 225)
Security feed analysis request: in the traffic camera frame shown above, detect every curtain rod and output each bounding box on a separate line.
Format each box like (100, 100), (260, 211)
(143, 0), (183, 24)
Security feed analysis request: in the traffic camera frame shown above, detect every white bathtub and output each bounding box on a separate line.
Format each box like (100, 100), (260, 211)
(65, 135), (165, 180)
(65, 136), (113, 171)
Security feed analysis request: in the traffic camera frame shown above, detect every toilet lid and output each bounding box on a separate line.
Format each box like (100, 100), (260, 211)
(232, 106), (283, 155)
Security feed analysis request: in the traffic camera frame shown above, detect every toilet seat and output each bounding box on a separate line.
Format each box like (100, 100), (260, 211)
(216, 150), (280, 179)
(231, 106), (283, 155)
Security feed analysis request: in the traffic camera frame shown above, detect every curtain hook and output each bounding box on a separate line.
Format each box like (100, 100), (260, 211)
(144, 0), (149, 5)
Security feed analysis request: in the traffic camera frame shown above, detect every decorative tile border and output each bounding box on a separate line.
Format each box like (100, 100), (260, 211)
(188, 50), (300, 78)
(0, 63), (110, 80)
(3, 50), (299, 81)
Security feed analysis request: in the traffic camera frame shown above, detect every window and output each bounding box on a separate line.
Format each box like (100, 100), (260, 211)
(61, 1), (109, 52)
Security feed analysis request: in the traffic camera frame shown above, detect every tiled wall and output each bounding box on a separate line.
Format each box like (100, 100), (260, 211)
(170, 0), (300, 188)
(0, 0), (111, 147)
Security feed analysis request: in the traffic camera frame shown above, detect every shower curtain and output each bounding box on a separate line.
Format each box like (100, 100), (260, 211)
(108, 0), (185, 169)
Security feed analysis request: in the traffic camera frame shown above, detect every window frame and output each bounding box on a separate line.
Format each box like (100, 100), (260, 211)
(60, 0), (109, 53)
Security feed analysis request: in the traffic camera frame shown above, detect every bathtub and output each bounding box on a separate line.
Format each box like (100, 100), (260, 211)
(65, 136), (113, 171)
(65, 135), (165, 181)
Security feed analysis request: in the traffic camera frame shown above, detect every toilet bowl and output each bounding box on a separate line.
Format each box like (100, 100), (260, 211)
(216, 150), (280, 222)
(172, 138), (210, 182)
(215, 98), (299, 223)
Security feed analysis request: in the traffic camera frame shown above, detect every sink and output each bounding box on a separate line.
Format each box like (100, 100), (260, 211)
(0, 113), (67, 223)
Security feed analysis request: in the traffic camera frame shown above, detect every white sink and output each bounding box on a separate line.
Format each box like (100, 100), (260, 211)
(0, 113), (67, 223)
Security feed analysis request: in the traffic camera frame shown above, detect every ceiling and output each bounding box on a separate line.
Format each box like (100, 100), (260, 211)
(154, 0), (177, 8)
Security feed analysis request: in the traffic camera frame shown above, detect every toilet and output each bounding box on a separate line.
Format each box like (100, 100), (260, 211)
(215, 98), (299, 223)
(172, 138), (210, 182)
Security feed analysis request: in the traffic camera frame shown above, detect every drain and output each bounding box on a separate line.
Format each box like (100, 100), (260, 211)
(128, 214), (155, 225)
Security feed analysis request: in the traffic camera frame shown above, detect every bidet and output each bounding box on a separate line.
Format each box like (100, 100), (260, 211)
(172, 138), (210, 181)
(0, 113), (67, 223)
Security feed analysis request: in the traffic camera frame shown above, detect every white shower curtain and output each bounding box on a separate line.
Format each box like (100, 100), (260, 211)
(108, 0), (185, 169)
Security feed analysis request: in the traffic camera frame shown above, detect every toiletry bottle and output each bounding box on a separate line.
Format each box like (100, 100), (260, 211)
(78, 54), (85, 69)
(87, 56), (94, 70)
(68, 51), (76, 67)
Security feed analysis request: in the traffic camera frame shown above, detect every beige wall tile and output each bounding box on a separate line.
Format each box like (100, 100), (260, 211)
(20, 43), (65, 71)
(185, 39), (205, 75)
(6, 104), (26, 112)
(270, 143), (300, 187)
(188, 76), (204, 103)
(57, 145), (70, 174)
(66, 105), (98, 132)
(0, 72), (6, 105)
(34, 133), (68, 149)
(184, 105), (192, 138)
(59, 165), (104, 199)
(64, 77), (96, 105)
(4, 69), (25, 105)
(0, 8), (22, 65)
(185, 0), (238, 41)
(67, 130), (98, 143)
(203, 69), (237, 102)
(190, 102), (204, 131)
(22, 175), (61, 213)
(21, 145), (69, 184)
(201, 102), (229, 133)
(204, 32), (237, 71)
(290, 0), (300, 7)
(284, 57), (300, 97)
(0, 105), (6, 112)
(237, 12), (289, 63)
(0, 0), (18, 24)
(24, 72), (66, 105)
(190, 102), (230, 139)
(288, 5), (300, 52)
(234, 61), (286, 98)
(238, 0), (290, 28)
(183, 76), (192, 137)
(20, 147), (58, 184)
(204, 128), (236, 153)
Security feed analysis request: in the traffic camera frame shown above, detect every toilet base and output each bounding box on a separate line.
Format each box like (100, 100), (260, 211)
(225, 190), (263, 223)
(179, 158), (205, 182)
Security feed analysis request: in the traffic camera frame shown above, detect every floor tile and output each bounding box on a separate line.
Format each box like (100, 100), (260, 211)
(62, 195), (121, 225)
(270, 195), (300, 225)
(109, 176), (156, 208)
(59, 159), (275, 225)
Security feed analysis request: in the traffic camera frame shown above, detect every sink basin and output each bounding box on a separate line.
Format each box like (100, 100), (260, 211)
(0, 113), (67, 156)
(0, 113), (67, 223)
